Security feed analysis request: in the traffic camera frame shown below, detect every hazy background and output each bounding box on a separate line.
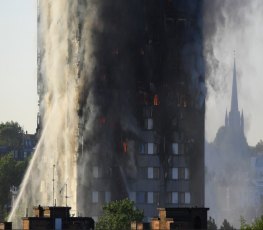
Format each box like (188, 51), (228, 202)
(0, 0), (38, 133)
(0, 1), (262, 142)
(205, 0), (263, 146)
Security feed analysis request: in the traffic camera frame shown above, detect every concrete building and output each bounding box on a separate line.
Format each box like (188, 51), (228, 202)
(132, 207), (209, 230)
(77, 1), (205, 221)
(23, 206), (94, 230)
(1, 206), (94, 230)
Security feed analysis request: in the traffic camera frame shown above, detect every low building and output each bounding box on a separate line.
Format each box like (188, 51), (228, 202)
(131, 207), (209, 230)
(1, 206), (94, 230)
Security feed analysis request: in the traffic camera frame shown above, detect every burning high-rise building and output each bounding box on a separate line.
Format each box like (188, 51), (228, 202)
(9, 0), (206, 226)
(76, 0), (205, 220)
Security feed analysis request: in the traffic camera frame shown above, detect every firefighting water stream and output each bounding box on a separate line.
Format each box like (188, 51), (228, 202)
(8, 1), (85, 225)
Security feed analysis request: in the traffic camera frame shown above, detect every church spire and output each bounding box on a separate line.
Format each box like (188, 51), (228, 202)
(241, 109), (244, 133)
(225, 109), (228, 127)
(231, 54), (239, 113)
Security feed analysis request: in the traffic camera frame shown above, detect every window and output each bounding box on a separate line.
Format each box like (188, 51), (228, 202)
(172, 192), (178, 204)
(147, 167), (159, 179)
(92, 191), (98, 203)
(179, 192), (185, 204)
(172, 143), (178, 154)
(139, 143), (145, 154)
(147, 143), (158, 154)
(24, 152), (27, 159)
(147, 143), (154, 154)
(143, 106), (153, 117)
(185, 168), (189, 179)
(136, 192), (146, 203)
(185, 192), (191, 204)
(129, 192), (136, 202)
(179, 168), (185, 179)
(147, 192), (153, 203)
(144, 118), (153, 130)
(148, 167), (153, 179)
(93, 166), (99, 178)
(172, 168), (178, 179)
(105, 192), (111, 203)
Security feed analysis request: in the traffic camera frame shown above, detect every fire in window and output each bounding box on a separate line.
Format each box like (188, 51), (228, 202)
(153, 94), (160, 106)
(123, 140), (128, 153)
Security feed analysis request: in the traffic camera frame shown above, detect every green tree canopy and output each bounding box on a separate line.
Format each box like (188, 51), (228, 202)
(0, 153), (28, 221)
(0, 121), (24, 149)
(207, 216), (217, 230)
(241, 215), (263, 230)
(96, 198), (144, 230)
(254, 140), (263, 153)
(220, 219), (235, 230)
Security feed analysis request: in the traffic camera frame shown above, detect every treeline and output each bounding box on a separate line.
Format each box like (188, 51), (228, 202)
(0, 121), (29, 221)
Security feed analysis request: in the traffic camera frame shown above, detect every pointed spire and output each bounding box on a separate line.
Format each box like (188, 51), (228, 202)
(225, 109), (228, 127)
(231, 52), (239, 113)
(241, 109), (244, 132)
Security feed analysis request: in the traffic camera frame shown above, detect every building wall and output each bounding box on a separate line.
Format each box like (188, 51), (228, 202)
(77, 0), (205, 220)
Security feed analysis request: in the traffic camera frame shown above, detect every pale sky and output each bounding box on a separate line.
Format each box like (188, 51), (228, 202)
(0, 1), (262, 145)
(0, 0), (38, 134)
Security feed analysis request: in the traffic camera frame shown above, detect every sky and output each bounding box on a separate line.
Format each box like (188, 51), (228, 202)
(0, 0), (37, 134)
(0, 1), (262, 145)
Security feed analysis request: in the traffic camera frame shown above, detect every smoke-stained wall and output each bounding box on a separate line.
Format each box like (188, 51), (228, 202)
(77, 0), (206, 217)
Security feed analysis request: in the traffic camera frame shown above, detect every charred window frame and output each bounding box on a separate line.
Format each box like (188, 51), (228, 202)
(136, 192), (146, 203)
(144, 118), (154, 130)
(147, 142), (158, 154)
(147, 167), (160, 179)
(167, 192), (178, 204)
(147, 192), (159, 204)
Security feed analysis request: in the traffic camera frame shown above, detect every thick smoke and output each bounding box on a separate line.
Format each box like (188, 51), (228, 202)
(204, 0), (263, 227)
(9, 0), (206, 227)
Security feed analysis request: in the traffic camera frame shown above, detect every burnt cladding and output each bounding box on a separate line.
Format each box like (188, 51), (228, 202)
(77, 0), (205, 218)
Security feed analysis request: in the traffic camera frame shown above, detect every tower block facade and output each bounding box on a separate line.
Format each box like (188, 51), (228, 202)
(76, 0), (205, 220)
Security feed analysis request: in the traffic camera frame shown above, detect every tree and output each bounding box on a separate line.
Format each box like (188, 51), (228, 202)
(254, 140), (263, 153)
(0, 121), (24, 149)
(0, 153), (28, 221)
(96, 198), (144, 230)
(240, 215), (263, 230)
(220, 219), (235, 230)
(207, 216), (217, 230)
